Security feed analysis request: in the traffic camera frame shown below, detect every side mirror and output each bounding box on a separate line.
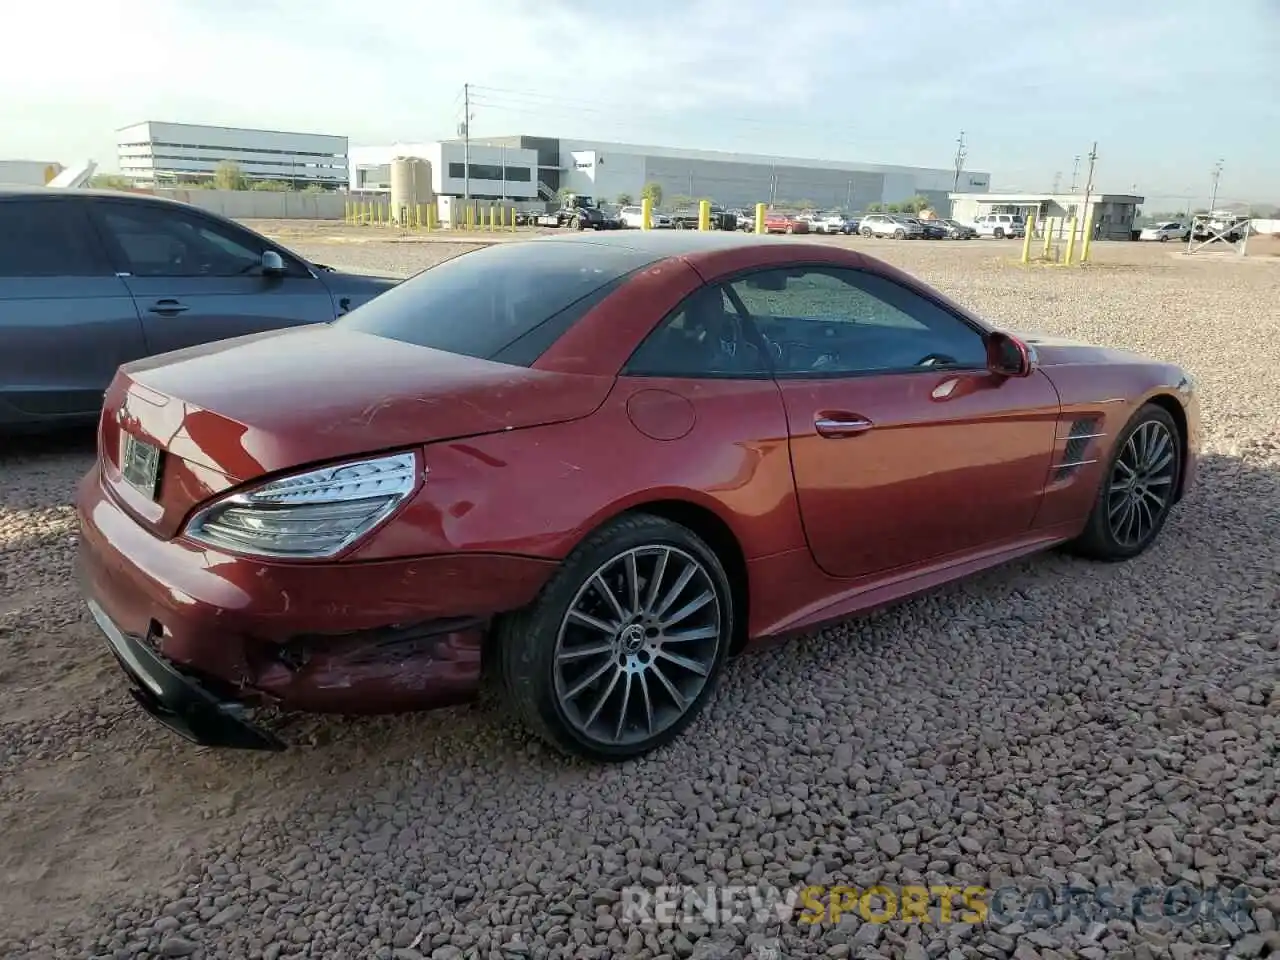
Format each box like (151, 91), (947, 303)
(986, 331), (1036, 378)
(261, 250), (286, 275)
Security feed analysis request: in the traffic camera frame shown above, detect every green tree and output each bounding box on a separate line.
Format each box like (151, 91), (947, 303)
(669, 194), (694, 211)
(250, 180), (291, 192)
(866, 202), (884, 212)
(639, 181), (663, 208)
(886, 203), (902, 213)
(795, 199), (816, 211)
(900, 195), (931, 214)
(212, 160), (247, 191)
(616, 192), (633, 206)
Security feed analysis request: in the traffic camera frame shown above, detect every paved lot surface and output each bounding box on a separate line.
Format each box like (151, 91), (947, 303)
(2, 233), (1278, 959)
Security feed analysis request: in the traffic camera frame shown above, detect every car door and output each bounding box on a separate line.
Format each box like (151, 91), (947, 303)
(725, 264), (1061, 580)
(89, 199), (338, 357)
(0, 197), (147, 424)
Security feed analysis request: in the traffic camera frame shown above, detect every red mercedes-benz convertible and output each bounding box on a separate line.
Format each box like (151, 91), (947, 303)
(77, 232), (1199, 761)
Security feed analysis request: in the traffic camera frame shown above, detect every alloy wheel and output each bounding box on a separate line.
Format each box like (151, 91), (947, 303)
(1107, 420), (1177, 547)
(553, 545), (723, 747)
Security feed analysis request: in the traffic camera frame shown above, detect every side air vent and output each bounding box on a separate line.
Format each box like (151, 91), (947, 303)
(1054, 416), (1105, 478)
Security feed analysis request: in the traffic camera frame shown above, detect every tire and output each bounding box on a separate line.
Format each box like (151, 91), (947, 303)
(861, 228), (873, 238)
(497, 513), (734, 761)
(1159, 235), (1169, 242)
(994, 228), (1005, 239)
(1068, 403), (1183, 562)
(894, 229), (905, 239)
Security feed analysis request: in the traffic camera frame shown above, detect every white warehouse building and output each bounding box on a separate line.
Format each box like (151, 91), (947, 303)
(348, 134), (990, 211)
(348, 141), (540, 201)
(117, 121), (349, 189)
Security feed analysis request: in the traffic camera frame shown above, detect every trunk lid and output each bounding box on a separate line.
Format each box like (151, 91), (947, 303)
(101, 324), (613, 537)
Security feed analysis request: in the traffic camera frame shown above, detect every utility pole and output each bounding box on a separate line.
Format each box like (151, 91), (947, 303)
(1209, 159), (1224, 212)
(1080, 141), (1098, 240)
(462, 83), (471, 202)
(951, 131), (967, 194)
(1070, 155), (1081, 192)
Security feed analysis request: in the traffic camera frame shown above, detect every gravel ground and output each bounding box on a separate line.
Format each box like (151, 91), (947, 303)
(2, 234), (1278, 959)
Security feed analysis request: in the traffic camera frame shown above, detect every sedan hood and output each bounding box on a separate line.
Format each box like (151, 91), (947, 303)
(113, 324), (614, 483)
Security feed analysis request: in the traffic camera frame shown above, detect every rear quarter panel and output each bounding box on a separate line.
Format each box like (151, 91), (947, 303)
(347, 377), (806, 564)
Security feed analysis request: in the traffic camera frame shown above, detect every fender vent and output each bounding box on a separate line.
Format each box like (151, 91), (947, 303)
(1055, 416), (1105, 478)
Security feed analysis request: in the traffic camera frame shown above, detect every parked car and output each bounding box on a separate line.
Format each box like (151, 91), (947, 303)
(764, 212), (810, 234)
(859, 214), (923, 239)
(617, 205), (645, 228)
(0, 188), (398, 433)
(808, 214), (852, 234)
(933, 218), (978, 240)
(1140, 221), (1189, 242)
(907, 218), (948, 240)
(78, 231), (1199, 761)
(973, 214), (1026, 239)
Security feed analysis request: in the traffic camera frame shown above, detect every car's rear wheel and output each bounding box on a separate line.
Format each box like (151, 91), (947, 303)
(861, 228), (873, 238)
(994, 228), (1006, 239)
(1069, 404), (1182, 562)
(894, 228), (905, 239)
(498, 513), (733, 761)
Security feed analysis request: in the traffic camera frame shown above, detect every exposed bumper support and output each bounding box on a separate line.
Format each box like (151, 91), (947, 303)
(88, 600), (285, 752)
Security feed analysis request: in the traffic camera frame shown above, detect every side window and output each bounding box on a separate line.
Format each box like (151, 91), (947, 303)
(0, 200), (108, 278)
(98, 204), (281, 278)
(725, 267), (988, 376)
(624, 285), (771, 378)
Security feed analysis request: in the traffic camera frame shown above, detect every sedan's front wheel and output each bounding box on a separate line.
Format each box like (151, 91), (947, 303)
(499, 514), (733, 761)
(1069, 404), (1182, 561)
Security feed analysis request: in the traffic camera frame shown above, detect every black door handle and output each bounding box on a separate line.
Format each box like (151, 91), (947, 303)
(148, 299), (189, 315)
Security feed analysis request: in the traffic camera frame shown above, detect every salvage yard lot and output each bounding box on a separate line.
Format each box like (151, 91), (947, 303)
(2, 232), (1278, 959)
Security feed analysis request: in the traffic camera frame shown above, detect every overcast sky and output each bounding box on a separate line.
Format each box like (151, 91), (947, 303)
(3, 0), (1276, 208)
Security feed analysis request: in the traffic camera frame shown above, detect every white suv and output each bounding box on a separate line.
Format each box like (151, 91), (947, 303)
(859, 214), (924, 239)
(973, 214), (1025, 239)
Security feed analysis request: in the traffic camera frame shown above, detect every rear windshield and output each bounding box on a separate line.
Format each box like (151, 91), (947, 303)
(336, 240), (657, 364)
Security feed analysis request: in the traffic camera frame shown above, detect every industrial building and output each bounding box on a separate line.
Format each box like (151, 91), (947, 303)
(348, 141), (539, 201)
(948, 192), (1144, 240)
(349, 134), (990, 211)
(116, 121), (349, 189)
(0, 159), (64, 186)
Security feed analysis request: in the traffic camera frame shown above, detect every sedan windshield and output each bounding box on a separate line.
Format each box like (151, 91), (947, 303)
(336, 240), (657, 365)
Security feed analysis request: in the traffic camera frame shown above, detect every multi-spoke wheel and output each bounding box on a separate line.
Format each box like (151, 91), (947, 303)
(497, 514), (733, 761)
(1070, 404), (1183, 561)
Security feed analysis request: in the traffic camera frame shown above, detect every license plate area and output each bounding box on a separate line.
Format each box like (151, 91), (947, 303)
(121, 433), (162, 499)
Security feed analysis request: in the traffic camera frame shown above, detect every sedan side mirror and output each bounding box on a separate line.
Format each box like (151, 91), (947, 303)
(261, 250), (286, 275)
(986, 331), (1036, 378)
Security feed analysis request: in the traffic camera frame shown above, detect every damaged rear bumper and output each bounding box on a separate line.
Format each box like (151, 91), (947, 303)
(87, 599), (284, 751)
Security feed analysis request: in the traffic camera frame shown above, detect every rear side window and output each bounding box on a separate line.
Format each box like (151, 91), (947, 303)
(338, 240), (658, 364)
(0, 200), (107, 277)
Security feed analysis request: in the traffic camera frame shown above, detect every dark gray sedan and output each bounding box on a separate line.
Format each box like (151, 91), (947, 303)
(0, 188), (398, 432)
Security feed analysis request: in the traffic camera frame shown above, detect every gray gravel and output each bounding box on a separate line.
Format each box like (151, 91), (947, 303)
(2, 234), (1278, 959)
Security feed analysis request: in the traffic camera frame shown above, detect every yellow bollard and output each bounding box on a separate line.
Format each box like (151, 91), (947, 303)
(755, 202), (766, 235)
(1020, 214), (1036, 264)
(1042, 218), (1054, 259)
(427, 205), (436, 231)
(698, 199), (711, 231)
(343, 201), (351, 224)
(1080, 215), (1095, 262)
(489, 205), (496, 232)
(363, 201), (371, 226)
(1063, 217), (1078, 266)
(466, 205), (474, 231)
(640, 197), (653, 230)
